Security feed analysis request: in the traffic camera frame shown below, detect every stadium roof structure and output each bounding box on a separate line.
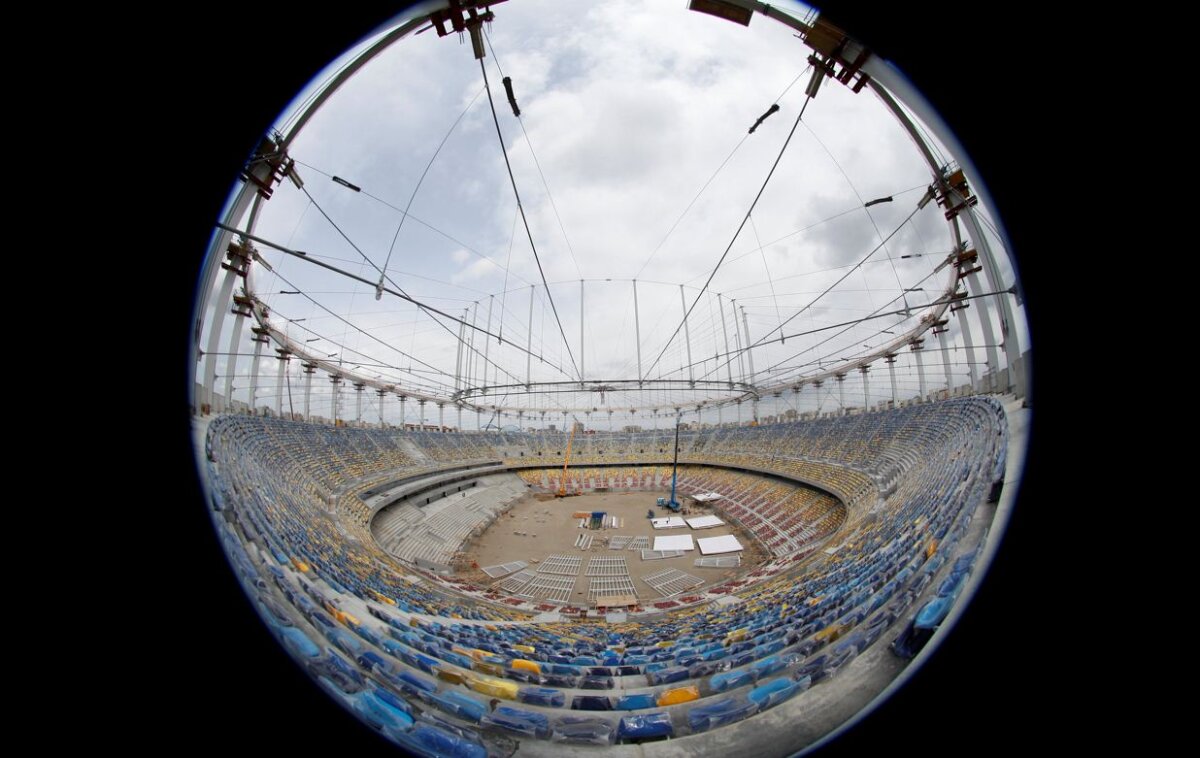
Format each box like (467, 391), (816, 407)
(185, 2), (1036, 756)
(191, 0), (1028, 431)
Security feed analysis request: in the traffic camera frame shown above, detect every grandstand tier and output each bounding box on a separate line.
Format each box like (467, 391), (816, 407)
(200, 395), (1009, 756)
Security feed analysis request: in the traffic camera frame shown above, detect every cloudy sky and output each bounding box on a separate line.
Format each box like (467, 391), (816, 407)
(197, 0), (1027, 428)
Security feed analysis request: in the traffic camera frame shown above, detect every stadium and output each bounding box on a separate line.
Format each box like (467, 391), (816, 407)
(184, 2), (1036, 755)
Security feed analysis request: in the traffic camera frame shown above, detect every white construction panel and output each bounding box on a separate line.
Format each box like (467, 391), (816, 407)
(692, 492), (724, 502)
(482, 560), (528, 578)
(697, 534), (743, 555)
(653, 534), (695, 552)
(651, 516), (687, 529)
(686, 515), (725, 529)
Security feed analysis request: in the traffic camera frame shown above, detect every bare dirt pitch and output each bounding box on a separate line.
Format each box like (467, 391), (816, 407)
(455, 488), (769, 605)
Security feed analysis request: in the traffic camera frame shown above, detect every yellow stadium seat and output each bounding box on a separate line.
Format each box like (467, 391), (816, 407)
(468, 677), (519, 700)
(657, 686), (700, 706)
(511, 659), (541, 674)
(814, 624), (847, 643)
(437, 670), (467, 685)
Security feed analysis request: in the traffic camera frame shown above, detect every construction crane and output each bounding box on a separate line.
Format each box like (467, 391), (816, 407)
(655, 418), (683, 512)
(555, 416), (582, 498)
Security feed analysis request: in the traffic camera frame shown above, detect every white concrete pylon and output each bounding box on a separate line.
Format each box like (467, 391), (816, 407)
(913, 342), (927, 399)
(937, 327), (954, 390)
(248, 330), (265, 415)
(860, 365), (870, 410)
(887, 356), (898, 405)
(303, 363), (314, 421)
(275, 351), (288, 417)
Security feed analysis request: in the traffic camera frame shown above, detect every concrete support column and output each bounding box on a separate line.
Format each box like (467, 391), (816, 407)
(438, 403), (445, 432)
(886, 356), (898, 405)
(274, 349), (290, 417)
(248, 328), (267, 415)
(354, 383), (364, 422)
(860, 366), (870, 411)
(962, 265), (999, 383)
(836, 373), (846, 411)
(329, 375), (341, 423)
(399, 395), (407, 429)
(937, 327), (954, 390)
(955, 303), (980, 390)
(202, 246), (244, 412)
(223, 294), (252, 412)
(377, 389), (386, 428)
(302, 362), (316, 421)
(961, 199), (1021, 388)
(912, 342), (927, 399)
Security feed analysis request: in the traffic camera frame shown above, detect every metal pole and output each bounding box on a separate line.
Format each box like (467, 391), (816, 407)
(680, 285), (694, 384)
(718, 293), (734, 388)
(483, 295), (494, 389)
(466, 302), (478, 393)
(669, 415), (681, 507)
(741, 305), (755, 384)
(730, 298), (747, 384)
(527, 284), (535, 387)
(741, 306), (757, 421)
(633, 279), (643, 382)
(454, 309), (466, 392)
(579, 279), (585, 383)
